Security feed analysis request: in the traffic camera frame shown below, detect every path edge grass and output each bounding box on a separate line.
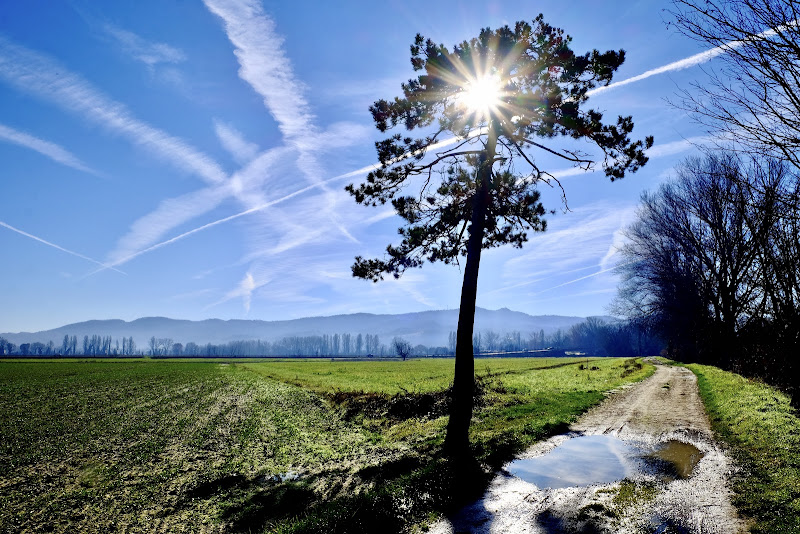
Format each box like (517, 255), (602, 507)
(685, 363), (800, 534)
(271, 357), (655, 533)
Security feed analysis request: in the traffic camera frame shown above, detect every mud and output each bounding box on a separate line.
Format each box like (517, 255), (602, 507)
(648, 440), (704, 480)
(429, 362), (749, 533)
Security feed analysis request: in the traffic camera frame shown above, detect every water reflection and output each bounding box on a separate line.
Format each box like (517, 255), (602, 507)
(507, 435), (705, 489)
(648, 440), (704, 479)
(507, 434), (641, 489)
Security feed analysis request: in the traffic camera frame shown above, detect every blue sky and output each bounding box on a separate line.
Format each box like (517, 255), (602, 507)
(0, 0), (719, 333)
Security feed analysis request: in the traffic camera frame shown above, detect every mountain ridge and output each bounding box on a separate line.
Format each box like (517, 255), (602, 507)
(1, 308), (615, 349)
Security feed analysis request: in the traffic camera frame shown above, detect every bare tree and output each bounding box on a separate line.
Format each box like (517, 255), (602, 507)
(392, 337), (413, 361)
(448, 331), (457, 354)
(616, 153), (767, 361)
(483, 330), (500, 352)
(616, 152), (799, 360)
(669, 1), (800, 177)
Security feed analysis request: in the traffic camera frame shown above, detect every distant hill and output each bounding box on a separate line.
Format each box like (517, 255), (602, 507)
(1, 308), (615, 349)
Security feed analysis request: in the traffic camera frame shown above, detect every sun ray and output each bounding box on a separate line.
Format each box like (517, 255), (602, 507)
(458, 73), (503, 117)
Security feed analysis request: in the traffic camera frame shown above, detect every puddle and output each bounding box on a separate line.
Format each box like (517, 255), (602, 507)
(646, 440), (704, 479)
(507, 435), (641, 489)
(507, 436), (704, 489)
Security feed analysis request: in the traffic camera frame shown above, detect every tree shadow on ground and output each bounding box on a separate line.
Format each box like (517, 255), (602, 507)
(179, 474), (315, 533)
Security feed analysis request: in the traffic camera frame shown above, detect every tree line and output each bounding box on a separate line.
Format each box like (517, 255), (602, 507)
(0, 335), (138, 356)
(1, 319), (660, 358)
(615, 151), (799, 405)
(459, 318), (661, 357)
(1, 332), (400, 357)
(150, 332), (388, 357)
(606, 0), (800, 408)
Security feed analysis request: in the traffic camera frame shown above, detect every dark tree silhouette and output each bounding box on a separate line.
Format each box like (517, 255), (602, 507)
(347, 16), (653, 453)
(616, 153), (768, 362)
(616, 151), (800, 403)
(392, 337), (413, 361)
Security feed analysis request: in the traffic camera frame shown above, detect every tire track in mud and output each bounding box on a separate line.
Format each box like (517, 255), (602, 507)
(431, 361), (749, 534)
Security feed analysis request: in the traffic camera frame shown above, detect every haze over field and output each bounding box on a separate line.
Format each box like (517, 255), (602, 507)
(1, 1), (720, 333)
(0, 308), (605, 349)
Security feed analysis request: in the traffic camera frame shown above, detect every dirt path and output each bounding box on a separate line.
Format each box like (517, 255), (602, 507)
(430, 362), (748, 533)
(573, 363), (712, 436)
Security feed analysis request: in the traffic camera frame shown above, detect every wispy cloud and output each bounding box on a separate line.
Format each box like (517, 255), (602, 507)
(103, 24), (187, 67)
(501, 203), (637, 289)
(482, 264), (600, 298)
(208, 271), (266, 312)
(202, 0), (314, 142)
(104, 144), (293, 268)
(93, 164), (349, 273)
(203, 0), (358, 244)
(0, 221), (124, 274)
(0, 35), (227, 185)
(0, 123), (96, 174)
(106, 185), (231, 266)
(645, 135), (712, 158)
(213, 120), (259, 164)
(529, 263), (630, 297)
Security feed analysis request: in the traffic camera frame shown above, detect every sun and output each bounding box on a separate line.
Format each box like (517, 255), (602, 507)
(457, 74), (503, 117)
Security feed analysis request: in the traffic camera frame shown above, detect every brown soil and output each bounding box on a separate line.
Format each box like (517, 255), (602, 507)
(570, 361), (712, 437)
(430, 361), (749, 533)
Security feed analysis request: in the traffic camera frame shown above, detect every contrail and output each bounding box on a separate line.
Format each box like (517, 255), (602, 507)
(0, 123), (97, 175)
(483, 264), (600, 297)
(87, 171), (350, 275)
(1, 221), (125, 274)
(98, 36), (742, 270)
(90, 130), (489, 274)
(530, 261), (636, 296)
(588, 19), (798, 97)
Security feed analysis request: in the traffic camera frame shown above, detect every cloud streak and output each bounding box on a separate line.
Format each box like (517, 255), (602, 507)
(207, 270), (266, 312)
(72, 14), (729, 279)
(90, 165), (351, 274)
(103, 24), (187, 66)
(214, 120), (260, 164)
(0, 35), (227, 185)
(0, 123), (96, 174)
(202, 0), (315, 143)
(0, 221), (125, 274)
(529, 263), (628, 296)
(587, 21), (797, 98)
(105, 145), (292, 267)
(203, 0), (358, 244)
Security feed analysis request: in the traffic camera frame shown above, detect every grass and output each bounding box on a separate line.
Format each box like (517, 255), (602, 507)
(0, 360), (392, 532)
(686, 364), (800, 533)
(242, 357), (594, 394)
(0, 357), (653, 533)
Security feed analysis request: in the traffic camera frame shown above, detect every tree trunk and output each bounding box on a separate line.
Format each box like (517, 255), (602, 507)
(444, 125), (497, 455)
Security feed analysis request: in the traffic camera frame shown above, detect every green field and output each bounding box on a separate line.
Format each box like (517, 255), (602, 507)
(0, 357), (651, 533)
(687, 364), (800, 534)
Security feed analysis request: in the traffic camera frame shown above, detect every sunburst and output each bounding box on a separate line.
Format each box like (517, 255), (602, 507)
(457, 74), (503, 119)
